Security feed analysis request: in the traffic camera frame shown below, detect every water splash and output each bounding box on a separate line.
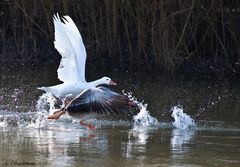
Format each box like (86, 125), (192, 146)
(0, 111), (47, 128)
(0, 114), (7, 127)
(30, 92), (67, 128)
(0, 90), (159, 129)
(0, 93), (58, 128)
(27, 112), (48, 128)
(171, 106), (196, 130)
(123, 91), (158, 127)
(36, 92), (62, 115)
(29, 93), (56, 128)
(133, 103), (159, 127)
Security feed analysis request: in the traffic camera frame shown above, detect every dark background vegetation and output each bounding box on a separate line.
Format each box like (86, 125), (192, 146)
(1, 0), (240, 77)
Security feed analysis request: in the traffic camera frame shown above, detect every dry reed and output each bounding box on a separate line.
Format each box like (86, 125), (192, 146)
(1, 0), (240, 75)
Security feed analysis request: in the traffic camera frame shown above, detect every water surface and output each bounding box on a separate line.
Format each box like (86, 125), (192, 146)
(0, 65), (240, 166)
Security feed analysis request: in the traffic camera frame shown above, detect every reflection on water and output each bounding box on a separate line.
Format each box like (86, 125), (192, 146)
(0, 66), (240, 166)
(171, 129), (195, 154)
(1, 121), (239, 167)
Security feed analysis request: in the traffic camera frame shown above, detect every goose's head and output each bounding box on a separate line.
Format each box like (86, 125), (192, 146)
(100, 77), (117, 86)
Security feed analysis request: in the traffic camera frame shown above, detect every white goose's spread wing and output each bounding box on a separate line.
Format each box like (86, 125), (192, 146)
(66, 87), (135, 117)
(54, 14), (86, 83)
(62, 15), (87, 83)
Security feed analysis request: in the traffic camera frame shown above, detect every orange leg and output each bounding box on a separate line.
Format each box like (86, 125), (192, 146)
(47, 110), (66, 119)
(80, 120), (95, 130)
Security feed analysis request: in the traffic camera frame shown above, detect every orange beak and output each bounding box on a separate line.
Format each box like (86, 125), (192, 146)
(110, 80), (117, 86)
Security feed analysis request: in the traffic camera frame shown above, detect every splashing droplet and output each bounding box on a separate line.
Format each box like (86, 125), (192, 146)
(171, 106), (195, 130)
(28, 112), (47, 128)
(133, 103), (158, 127)
(123, 90), (158, 127)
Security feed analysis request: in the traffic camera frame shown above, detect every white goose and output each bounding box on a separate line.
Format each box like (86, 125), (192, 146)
(38, 14), (137, 124)
(38, 14), (116, 98)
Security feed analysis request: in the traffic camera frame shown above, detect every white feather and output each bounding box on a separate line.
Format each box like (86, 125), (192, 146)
(54, 14), (85, 84)
(38, 14), (114, 98)
(62, 15), (87, 83)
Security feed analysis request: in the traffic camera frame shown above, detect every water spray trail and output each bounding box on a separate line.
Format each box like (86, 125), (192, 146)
(171, 106), (196, 130)
(36, 93), (61, 114)
(33, 92), (66, 128)
(123, 91), (158, 127)
(0, 93), (57, 128)
(0, 111), (47, 128)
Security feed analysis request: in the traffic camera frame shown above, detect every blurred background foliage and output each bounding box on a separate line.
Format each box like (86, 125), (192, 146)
(1, 0), (240, 77)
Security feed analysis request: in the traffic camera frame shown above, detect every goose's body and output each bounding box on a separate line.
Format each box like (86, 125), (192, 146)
(39, 83), (81, 98)
(38, 77), (115, 98)
(38, 14), (137, 125)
